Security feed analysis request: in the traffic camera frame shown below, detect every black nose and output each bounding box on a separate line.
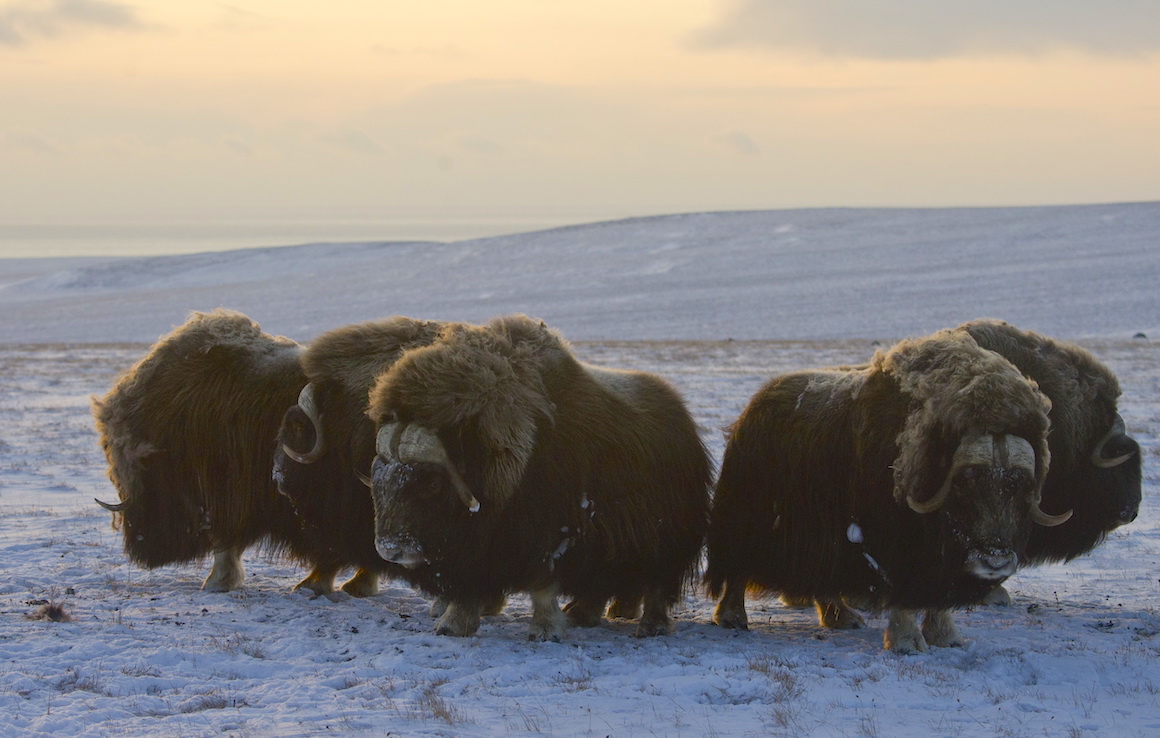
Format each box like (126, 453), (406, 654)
(1120, 506), (1138, 524)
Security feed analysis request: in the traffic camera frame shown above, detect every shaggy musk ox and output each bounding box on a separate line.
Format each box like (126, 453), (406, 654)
(92, 310), (312, 591)
(961, 319), (1141, 603)
(796, 319), (1142, 622)
(704, 328), (1069, 653)
(366, 315), (713, 640)
(272, 316), (445, 596)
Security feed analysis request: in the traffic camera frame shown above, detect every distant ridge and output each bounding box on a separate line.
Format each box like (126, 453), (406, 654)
(2, 203), (1157, 343)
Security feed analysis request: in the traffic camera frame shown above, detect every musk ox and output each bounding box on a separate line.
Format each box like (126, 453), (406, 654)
(272, 316), (445, 597)
(93, 310), (313, 591)
(366, 315), (713, 640)
(795, 319), (1143, 623)
(961, 319), (1141, 604)
(704, 328), (1069, 652)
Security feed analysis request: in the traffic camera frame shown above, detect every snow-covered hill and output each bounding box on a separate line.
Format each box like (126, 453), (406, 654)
(2, 202), (1157, 344)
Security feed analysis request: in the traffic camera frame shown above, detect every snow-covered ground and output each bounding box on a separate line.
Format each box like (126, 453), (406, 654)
(1, 204), (1157, 736)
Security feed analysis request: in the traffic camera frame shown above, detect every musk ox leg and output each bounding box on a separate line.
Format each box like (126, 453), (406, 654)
(921, 609), (965, 648)
(884, 609), (927, 653)
(981, 584), (1012, 607)
(482, 594), (507, 617)
(779, 593), (813, 609)
(434, 600), (483, 637)
(293, 565), (338, 596)
(202, 547), (245, 592)
(340, 568), (380, 598)
(562, 596), (607, 628)
(636, 591), (676, 637)
(431, 594), (504, 619)
(607, 595), (643, 621)
(712, 577), (749, 630)
(528, 586), (567, 642)
(815, 598), (866, 629)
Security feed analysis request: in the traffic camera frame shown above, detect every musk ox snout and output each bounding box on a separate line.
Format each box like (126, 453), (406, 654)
(375, 535), (426, 568)
(965, 549), (1018, 581)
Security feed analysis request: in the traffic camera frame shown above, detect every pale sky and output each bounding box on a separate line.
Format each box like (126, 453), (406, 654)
(2, 0), (1158, 229)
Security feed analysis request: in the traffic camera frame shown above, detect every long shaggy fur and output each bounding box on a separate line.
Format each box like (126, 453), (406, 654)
(704, 328), (1051, 611)
(92, 310), (307, 569)
(961, 319), (1142, 562)
(273, 316), (445, 581)
(368, 315), (712, 622)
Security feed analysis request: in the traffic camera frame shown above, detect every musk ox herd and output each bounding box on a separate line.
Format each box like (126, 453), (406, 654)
(92, 310), (1141, 652)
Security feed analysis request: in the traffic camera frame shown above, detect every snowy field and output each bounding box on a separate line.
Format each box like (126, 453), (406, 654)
(0, 204), (1158, 736)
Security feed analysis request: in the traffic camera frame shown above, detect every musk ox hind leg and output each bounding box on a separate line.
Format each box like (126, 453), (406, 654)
(607, 595), (643, 621)
(340, 568), (380, 598)
(564, 594), (643, 626)
(921, 609), (966, 649)
(779, 593), (813, 609)
(562, 595), (607, 628)
(434, 600), (484, 637)
(293, 565), (339, 596)
(431, 594), (506, 619)
(712, 577), (749, 630)
(202, 547), (245, 592)
(884, 609), (927, 653)
(815, 598), (866, 629)
(981, 584), (1012, 606)
(529, 586), (567, 642)
(636, 589), (677, 637)
(482, 594), (507, 616)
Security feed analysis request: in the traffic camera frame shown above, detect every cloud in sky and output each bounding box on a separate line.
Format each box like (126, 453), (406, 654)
(709, 129), (761, 158)
(0, 0), (145, 46)
(694, 0), (1160, 59)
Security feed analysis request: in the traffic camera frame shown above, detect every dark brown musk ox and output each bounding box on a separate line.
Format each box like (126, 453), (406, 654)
(704, 328), (1071, 652)
(791, 319), (1143, 624)
(93, 309), (321, 591)
(365, 315), (713, 640)
(271, 316), (445, 597)
(961, 319), (1141, 604)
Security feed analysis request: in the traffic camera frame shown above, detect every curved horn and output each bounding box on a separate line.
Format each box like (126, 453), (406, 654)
(908, 433), (998, 515)
(376, 422), (400, 461)
(1031, 503), (1073, 527)
(95, 498), (124, 512)
(1091, 414), (1135, 469)
(907, 477), (950, 514)
(356, 468), (373, 489)
(377, 422), (480, 513)
(282, 384), (325, 464)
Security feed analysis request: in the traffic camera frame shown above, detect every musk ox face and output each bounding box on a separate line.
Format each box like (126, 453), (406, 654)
(1084, 412), (1142, 529)
(369, 419), (491, 569)
(366, 320), (560, 569)
(928, 432), (1042, 583)
(956, 319), (1141, 554)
